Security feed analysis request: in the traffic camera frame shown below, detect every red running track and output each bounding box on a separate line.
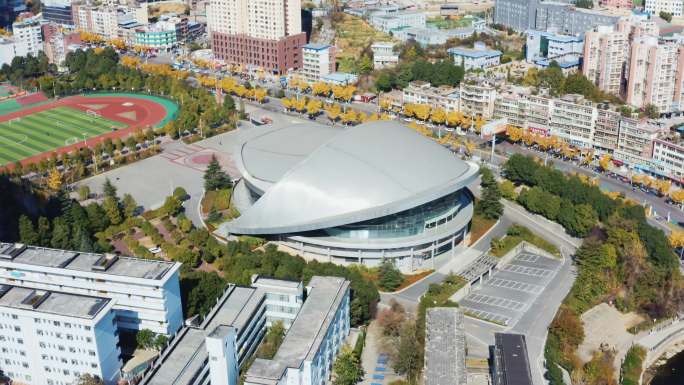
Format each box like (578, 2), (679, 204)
(1, 95), (170, 171)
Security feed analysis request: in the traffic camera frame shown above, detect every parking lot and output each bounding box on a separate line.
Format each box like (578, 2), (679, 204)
(459, 251), (562, 327)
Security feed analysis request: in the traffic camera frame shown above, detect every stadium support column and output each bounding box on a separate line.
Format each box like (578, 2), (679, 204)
(451, 235), (456, 257)
(431, 241), (436, 269)
(410, 247), (414, 271)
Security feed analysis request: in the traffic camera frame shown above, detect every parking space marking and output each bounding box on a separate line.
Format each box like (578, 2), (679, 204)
(486, 278), (544, 294)
(467, 293), (526, 311)
(500, 264), (553, 278)
(462, 306), (511, 325)
(515, 253), (540, 263)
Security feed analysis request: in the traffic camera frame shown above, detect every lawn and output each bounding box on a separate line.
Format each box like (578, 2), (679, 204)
(0, 106), (126, 165)
(490, 224), (560, 258)
(426, 16), (472, 29)
(333, 13), (394, 60)
(469, 213), (497, 245)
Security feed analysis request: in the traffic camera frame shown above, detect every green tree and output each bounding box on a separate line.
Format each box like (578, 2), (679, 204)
(392, 320), (422, 383)
(333, 345), (364, 385)
(575, 0), (593, 8)
(74, 374), (104, 385)
(204, 155), (232, 191)
(477, 167), (503, 220)
(173, 186), (188, 200)
(36, 216), (51, 245)
(136, 329), (155, 349)
(644, 103), (659, 119)
(122, 193), (138, 218)
(78, 185), (91, 201)
(378, 260), (404, 291)
(103, 196), (122, 225)
(257, 321), (286, 359)
(18, 215), (39, 245)
(557, 203), (597, 238)
(153, 334), (169, 351)
(50, 217), (71, 249)
(375, 72), (394, 92)
(659, 11), (673, 22)
(103, 178), (118, 200)
(162, 195), (183, 216)
(223, 94), (236, 111)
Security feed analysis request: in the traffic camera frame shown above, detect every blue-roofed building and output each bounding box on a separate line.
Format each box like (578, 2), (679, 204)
(321, 71), (358, 85)
(302, 43), (336, 82)
(448, 42), (502, 70)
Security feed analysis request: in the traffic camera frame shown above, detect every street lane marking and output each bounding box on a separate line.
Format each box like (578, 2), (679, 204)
(515, 253), (540, 263)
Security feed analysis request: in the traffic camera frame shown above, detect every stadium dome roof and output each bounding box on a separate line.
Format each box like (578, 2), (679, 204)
(226, 120), (479, 235)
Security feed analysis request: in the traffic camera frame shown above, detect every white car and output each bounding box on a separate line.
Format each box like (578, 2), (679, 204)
(148, 247), (161, 254)
(403, 117), (413, 122)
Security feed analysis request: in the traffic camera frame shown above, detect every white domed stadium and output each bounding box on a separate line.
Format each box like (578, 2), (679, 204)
(217, 120), (479, 272)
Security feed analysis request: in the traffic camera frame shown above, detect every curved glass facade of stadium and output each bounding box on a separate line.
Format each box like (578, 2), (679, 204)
(324, 191), (470, 240)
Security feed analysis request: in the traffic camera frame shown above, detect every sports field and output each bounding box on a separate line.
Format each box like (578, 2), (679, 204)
(0, 106), (126, 165)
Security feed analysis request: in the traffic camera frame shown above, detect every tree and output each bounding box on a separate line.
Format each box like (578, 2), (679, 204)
(660, 11), (673, 22)
(477, 167), (503, 220)
(378, 260), (404, 291)
(392, 320), (421, 383)
(204, 155), (232, 191)
(598, 155), (612, 172)
(557, 202), (597, 237)
(78, 185), (91, 201)
(47, 168), (62, 191)
(103, 196), (122, 225)
(136, 328), (155, 349)
(173, 186), (189, 200)
(257, 321), (286, 359)
(153, 334), (169, 350)
(74, 374), (103, 385)
(162, 195), (183, 216)
(333, 345), (364, 385)
(37, 216), (51, 245)
(50, 217), (71, 249)
(499, 180), (517, 200)
(18, 215), (39, 245)
(122, 193), (138, 218)
(644, 103), (659, 119)
(103, 178), (118, 200)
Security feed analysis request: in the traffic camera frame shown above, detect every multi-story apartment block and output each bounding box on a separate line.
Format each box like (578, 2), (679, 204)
(582, 25), (629, 96)
(301, 43), (336, 82)
(625, 36), (680, 114)
(459, 80), (497, 119)
(12, 17), (43, 57)
(594, 108), (622, 152)
(645, 0), (683, 17)
(42, 0), (74, 25)
(493, 85), (553, 135)
(140, 276), (345, 385)
(0, 243), (183, 336)
(0, 285), (121, 385)
(615, 118), (666, 166)
(549, 94), (598, 149)
(72, 4), (119, 40)
(244, 276), (350, 385)
(402, 81), (460, 112)
(208, 0), (306, 74)
(495, 0), (620, 34)
(371, 41), (399, 69)
(652, 139), (684, 181)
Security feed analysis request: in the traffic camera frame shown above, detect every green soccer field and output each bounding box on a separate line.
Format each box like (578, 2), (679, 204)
(0, 106), (127, 165)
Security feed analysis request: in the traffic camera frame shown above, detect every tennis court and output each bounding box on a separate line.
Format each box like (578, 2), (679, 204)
(0, 106), (126, 164)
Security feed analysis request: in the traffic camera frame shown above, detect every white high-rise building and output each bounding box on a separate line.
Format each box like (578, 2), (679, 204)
(645, 0), (683, 17)
(12, 17), (43, 57)
(0, 243), (183, 336)
(0, 285), (121, 385)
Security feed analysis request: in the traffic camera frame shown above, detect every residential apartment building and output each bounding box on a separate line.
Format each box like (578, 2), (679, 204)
(402, 81), (460, 112)
(549, 94), (598, 149)
(583, 25), (629, 96)
(0, 243), (183, 336)
(72, 4), (119, 40)
(244, 276), (350, 385)
(645, 0), (683, 17)
(594, 108), (622, 152)
(42, 0), (74, 25)
(0, 37), (31, 66)
(493, 86), (553, 135)
(614, 118), (666, 167)
(208, 0), (306, 73)
(0, 285), (121, 385)
(625, 36), (680, 114)
(652, 138), (684, 181)
(301, 43), (336, 82)
(371, 41), (398, 69)
(459, 80), (497, 118)
(12, 16), (43, 57)
(449, 43), (502, 71)
(134, 15), (188, 50)
(42, 23), (82, 65)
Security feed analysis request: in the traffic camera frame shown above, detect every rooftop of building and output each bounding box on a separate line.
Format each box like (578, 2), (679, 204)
(321, 72), (358, 83)
(0, 243), (178, 280)
(0, 284), (110, 319)
(425, 308), (466, 385)
(371, 41), (395, 48)
(448, 46), (502, 58)
(252, 275), (303, 289)
(493, 333), (533, 385)
(142, 285), (263, 385)
(245, 277), (350, 384)
(534, 58), (580, 68)
(303, 43), (332, 50)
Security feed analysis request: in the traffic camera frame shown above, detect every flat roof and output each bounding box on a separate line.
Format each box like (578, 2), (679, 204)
(425, 308), (467, 385)
(0, 284), (110, 320)
(303, 43), (331, 50)
(0, 243), (177, 280)
(142, 286), (263, 385)
(448, 47), (502, 58)
(245, 277), (349, 384)
(493, 333), (533, 385)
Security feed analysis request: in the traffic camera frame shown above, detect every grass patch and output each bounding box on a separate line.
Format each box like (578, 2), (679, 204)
(490, 224), (560, 257)
(333, 13), (394, 60)
(470, 213), (497, 245)
(426, 16), (472, 29)
(202, 188), (240, 227)
(621, 345), (646, 385)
